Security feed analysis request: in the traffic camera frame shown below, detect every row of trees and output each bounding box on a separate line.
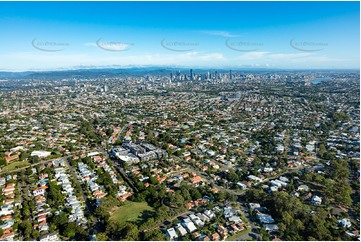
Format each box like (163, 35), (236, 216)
(323, 158), (352, 206)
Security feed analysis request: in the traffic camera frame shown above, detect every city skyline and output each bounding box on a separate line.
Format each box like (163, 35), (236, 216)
(0, 1), (359, 71)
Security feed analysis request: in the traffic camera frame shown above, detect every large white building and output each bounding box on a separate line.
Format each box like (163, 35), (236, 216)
(31, 150), (51, 158)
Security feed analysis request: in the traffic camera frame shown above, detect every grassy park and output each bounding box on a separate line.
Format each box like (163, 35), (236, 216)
(110, 201), (153, 224)
(1, 160), (30, 172)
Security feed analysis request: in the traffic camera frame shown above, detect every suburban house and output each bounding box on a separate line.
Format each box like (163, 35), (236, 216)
(182, 218), (197, 233)
(166, 227), (178, 240)
(39, 232), (60, 241)
(311, 195), (322, 205)
(4, 152), (19, 164)
(176, 223), (187, 236)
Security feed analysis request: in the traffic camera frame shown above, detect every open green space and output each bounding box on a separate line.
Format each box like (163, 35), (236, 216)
(110, 201), (153, 224)
(226, 227), (252, 241)
(1, 160), (30, 172)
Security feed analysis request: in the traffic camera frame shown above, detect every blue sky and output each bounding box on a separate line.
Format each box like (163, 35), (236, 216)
(0, 1), (359, 71)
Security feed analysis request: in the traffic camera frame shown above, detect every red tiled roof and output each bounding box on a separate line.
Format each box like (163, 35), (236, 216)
(190, 176), (202, 184)
(0, 232), (14, 239)
(211, 233), (220, 241)
(0, 215), (12, 221)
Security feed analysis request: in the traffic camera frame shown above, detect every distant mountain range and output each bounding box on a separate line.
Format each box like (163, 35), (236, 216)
(0, 66), (357, 80)
(0, 67), (265, 80)
(0, 67), (171, 79)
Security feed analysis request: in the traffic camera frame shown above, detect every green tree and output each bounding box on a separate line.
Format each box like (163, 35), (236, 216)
(181, 188), (191, 202)
(19, 151), (29, 161)
(149, 176), (157, 185)
(47, 181), (65, 207)
(318, 143), (326, 158)
(173, 191), (185, 205)
(19, 220), (32, 240)
(32, 230), (40, 240)
(96, 196), (121, 220)
(25, 168), (32, 176)
(97, 232), (109, 241)
(122, 222), (140, 241)
(63, 224), (76, 238)
(260, 228), (270, 241)
(143, 229), (167, 241)
(29, 155), (40, 164)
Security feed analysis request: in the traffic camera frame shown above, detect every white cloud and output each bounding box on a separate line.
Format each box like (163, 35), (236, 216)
(228, 50), (359, 69)
(0, 51), (226, 71)
(198, 30), (239, 38)
(237, 51), (312, 61)
(238, 51), (269, 60)
(0, 49), (357, 71)
(199, 53), (225, 61)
